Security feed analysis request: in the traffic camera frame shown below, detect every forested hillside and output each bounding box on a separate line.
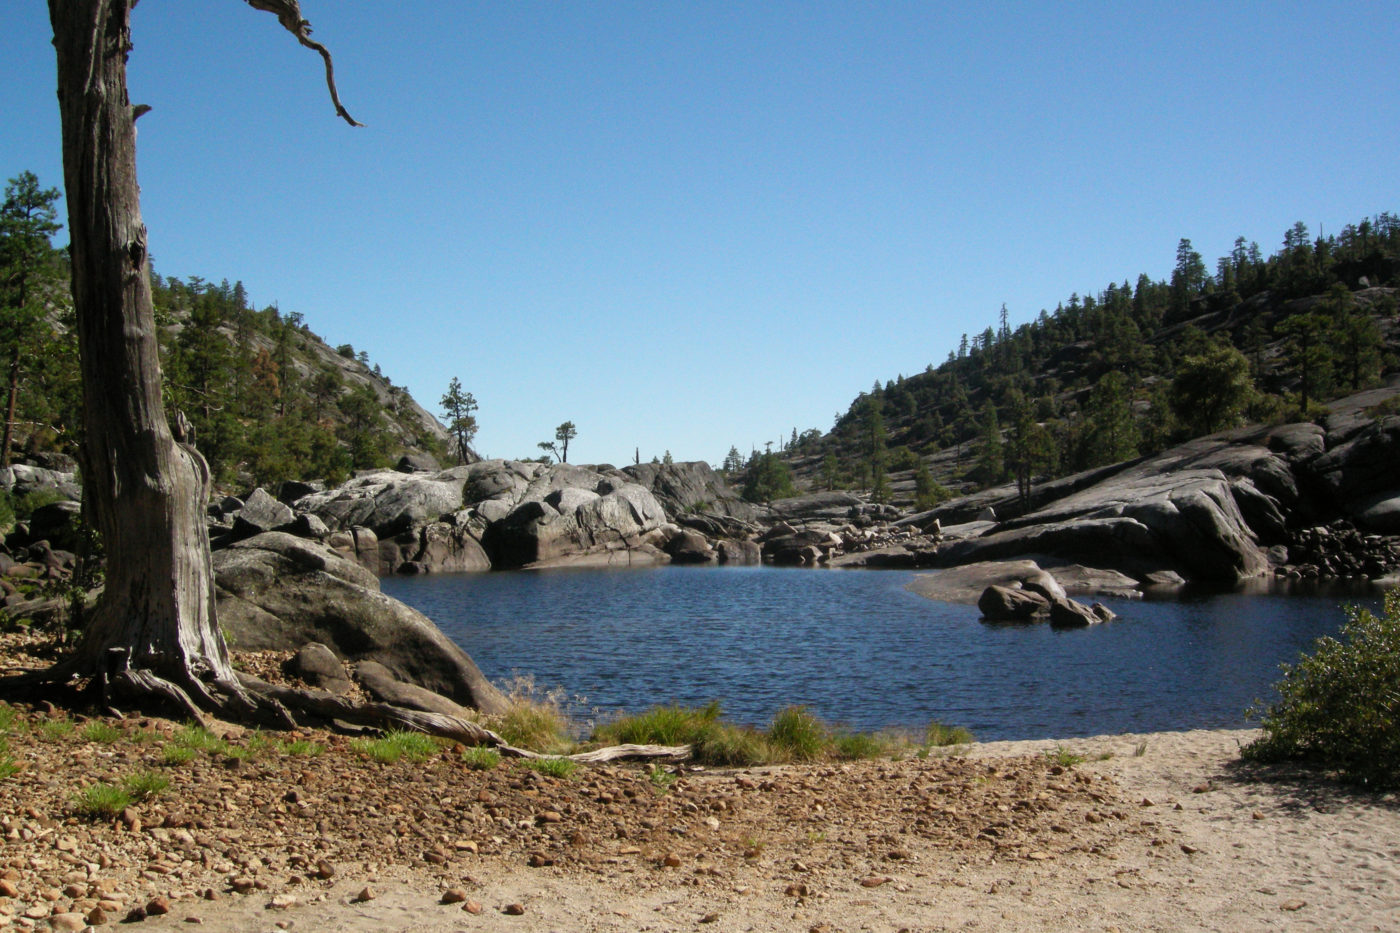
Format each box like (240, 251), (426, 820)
(1, 171), (449, 489)
(744, 215), (1400, 508)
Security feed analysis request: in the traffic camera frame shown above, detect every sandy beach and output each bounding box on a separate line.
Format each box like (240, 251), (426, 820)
(9, 723), (1394, 933)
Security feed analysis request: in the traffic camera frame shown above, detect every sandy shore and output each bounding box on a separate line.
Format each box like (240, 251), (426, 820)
(141, 727), (1397, 933)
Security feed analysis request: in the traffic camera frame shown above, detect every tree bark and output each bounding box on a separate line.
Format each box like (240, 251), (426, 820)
(49, 0), (244, 705)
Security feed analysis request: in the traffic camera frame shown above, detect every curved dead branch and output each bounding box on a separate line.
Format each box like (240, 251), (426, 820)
(242, 0), (364, 127)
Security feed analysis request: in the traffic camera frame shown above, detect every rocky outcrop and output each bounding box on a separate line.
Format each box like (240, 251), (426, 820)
(212, 532), (507, 713)
(623, 461), (761, 537)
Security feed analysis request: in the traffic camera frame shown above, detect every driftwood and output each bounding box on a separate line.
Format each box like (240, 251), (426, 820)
(239, 675), (692, 763)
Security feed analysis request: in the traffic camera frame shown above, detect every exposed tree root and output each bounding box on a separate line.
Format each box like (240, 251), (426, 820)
(2, 659), (689, 764)
(238, 675), (692, 762)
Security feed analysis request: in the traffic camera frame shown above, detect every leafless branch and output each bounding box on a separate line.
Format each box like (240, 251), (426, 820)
(242, 0), (363, 127)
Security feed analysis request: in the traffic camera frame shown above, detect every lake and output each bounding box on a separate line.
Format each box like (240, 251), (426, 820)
(381, 566), (1386, 742)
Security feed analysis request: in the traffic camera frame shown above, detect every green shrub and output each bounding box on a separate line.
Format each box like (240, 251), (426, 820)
(767, 706), (829, 762)
(14, 488), (65, 521)
(1244, 593), (1400, 787)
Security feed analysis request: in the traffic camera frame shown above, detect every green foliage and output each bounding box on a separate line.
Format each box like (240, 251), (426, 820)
(161, 745), (197, 766)
(1045, 746), (1086, 768)
(925, 720), (975, 747)
(350, 729), (441, 764)
(38, 718), (74, 741)
(123, 770), (170, 802)
(767, 706), (829, 762)
(78, 721), (123, 744)
(741, 451), (797, 504)
(440, 376), (479, 462)
(523, 757), (577, 779)
(278, 738), (325, 757)
(72, 783), (132, 819)
(831, 730), (888, 760)
(460, 746), (501, 771)
(593, 701), (763, 766)
(487, 678), (576, 754)
(1169, 343), (1255, 437)
(1243, 593), (1400, 787)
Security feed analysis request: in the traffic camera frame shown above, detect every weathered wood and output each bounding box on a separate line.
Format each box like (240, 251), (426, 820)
(239, 675), (692, 763)
(50, 0), (244, 703)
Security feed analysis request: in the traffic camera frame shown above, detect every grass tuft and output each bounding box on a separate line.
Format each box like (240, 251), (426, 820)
(925, 720), (975, 747)
(460, 746), (500, 771)
(1046, 746), (1086, 767)
(162, 745), (197, 766)
(350, 729), (439, 764)
(73, 783), (132, 819)
(79, 721), (124, 744)
(39, 718), (74, 741)
(123, 770), (170, 801)
(767, 706), (828, 762)
(523, 757), (577, 779)
(279, 739), (325, 757)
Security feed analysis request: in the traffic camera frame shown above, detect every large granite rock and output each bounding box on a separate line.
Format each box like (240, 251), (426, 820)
(482, 471), (670, 569)
(938, 466), (1270, 583)
(213, 532), (507, 713)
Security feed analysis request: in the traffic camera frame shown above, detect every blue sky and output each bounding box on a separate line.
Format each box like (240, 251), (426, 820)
(5, 2), (1398, 466)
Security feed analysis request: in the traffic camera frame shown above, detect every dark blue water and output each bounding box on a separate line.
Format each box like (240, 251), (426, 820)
(381, 566), (1386, 742)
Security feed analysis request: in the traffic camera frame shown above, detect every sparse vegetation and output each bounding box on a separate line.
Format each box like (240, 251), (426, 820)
(1244, 592), (1400, 787)
(1046, 746), (1086, 768)
(460, 746), (501, 770)
(78, 720), (123, 744)
(279, 738), (325, 757)
(72, 782), (131, 819)
(523, 756), (577, 779)
(925, 720), (975, 747)
(123, 770), (170, 801)
(350, 729), (440, 764)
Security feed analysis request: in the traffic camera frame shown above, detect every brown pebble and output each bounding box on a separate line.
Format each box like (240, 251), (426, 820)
(463, 899), (483, 914)
(125, 906), (148, 923)
(662, 854), (682, 868)
(314, 860), (335, 880)
(86, 906), (108, 926)
(0, 879), (18, 898)
(503, 903), (526, 915)
(1252, 811), (1265, 821)
(352, 887), (375, 903)
(700, 912), (720, 923)
(146, 897), (171, 916)
(785, 883), (810, 897)
(860, 876), (890, 888)
(1181, 844), (1199, 855)
(527, 853), (555, 867)
(1281, 899), (1307, 911)
(441, 888), (468, 905)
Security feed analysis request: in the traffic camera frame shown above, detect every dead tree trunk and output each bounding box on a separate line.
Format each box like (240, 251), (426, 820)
(48, 0), (247, 713)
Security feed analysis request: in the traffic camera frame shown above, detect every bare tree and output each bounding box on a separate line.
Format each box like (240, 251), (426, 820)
(26, 2), (684, 763)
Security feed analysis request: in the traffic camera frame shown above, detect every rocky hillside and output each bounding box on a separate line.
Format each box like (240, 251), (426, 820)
(775, 215), (1400, 509)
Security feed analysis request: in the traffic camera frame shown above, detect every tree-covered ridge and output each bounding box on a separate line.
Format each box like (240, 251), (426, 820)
(781, 214), (1400, 503)
(1, 169), (450, 489)
(151, 273), (449, 486)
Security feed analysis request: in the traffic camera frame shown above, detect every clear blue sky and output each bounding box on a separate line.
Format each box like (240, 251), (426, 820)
(6, 1), (1398, 466)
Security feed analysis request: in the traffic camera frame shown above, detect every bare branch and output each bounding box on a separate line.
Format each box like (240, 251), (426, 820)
(243, 0), (363, 127)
